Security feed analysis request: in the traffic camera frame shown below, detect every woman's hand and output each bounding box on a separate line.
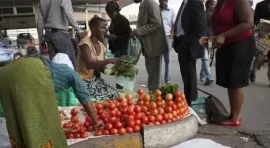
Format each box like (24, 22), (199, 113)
(107, 58), (122, 65)
(93, 120), (104, 131)
(213, 34), (226, 48)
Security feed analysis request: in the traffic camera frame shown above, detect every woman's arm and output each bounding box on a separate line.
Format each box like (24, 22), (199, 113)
(222, 0), (254, 39)
(79, 44), (111, 69)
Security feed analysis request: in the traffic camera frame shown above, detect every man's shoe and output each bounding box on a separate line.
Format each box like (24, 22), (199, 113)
(250, 72), (255, 83)
(204, 80), (214, 85)
(200, 78), (206, 82)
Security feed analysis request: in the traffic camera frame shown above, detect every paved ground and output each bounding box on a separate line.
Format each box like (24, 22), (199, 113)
(103, 51), (270, 148)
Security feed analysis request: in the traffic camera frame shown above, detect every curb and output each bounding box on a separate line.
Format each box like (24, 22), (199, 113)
(143, 116), (198, 148)
(68, 116), (198, 148)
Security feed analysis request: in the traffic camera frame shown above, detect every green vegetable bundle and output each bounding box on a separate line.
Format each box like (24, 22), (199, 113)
(159, 84), (179, 98)
(111, 55), (137, 80)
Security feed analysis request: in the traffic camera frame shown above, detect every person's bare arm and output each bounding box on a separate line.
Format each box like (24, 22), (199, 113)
(79, 44), (111, 69)
(222, 0), (254, 39)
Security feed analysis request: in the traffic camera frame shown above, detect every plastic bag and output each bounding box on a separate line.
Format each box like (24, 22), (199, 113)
(56, 87), (80, 107)
(128, 37), (142, 64)
(115, 76), (136, 93)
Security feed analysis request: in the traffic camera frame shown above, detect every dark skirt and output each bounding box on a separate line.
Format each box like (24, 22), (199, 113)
(216, 35), (256, 88)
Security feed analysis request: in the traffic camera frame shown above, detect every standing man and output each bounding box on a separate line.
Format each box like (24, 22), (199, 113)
(174, 0), (205, 105)
(250, 0), (270, 86)
(159, 0), (175, 84)
(131, 0), (167, 91)
(37, 0), (79, 69)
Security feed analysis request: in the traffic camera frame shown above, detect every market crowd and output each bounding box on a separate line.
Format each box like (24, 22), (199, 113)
(0, 0), (269, 147)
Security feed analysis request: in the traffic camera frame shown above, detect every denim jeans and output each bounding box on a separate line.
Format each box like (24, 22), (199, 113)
(163, 36), (172, 83)
(44, 31), (77, 69)
(200, 48), (213, 81)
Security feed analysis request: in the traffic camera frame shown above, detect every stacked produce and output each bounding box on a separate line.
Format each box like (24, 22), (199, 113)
(61, 88), (189, 139)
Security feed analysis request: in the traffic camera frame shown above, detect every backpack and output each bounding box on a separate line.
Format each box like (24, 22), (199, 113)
(192, 88), (229, 123)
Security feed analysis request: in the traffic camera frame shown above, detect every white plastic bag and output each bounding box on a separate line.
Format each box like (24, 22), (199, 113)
(128, 37), (142, 64)
(115, 76), (136, 93)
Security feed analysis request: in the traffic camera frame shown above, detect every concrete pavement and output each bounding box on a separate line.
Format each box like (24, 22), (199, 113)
(103, 51), (270, 147)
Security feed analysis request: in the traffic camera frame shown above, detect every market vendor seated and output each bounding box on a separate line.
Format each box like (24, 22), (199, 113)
(77, 16), (121, 101)
(0, 56), (103, 148)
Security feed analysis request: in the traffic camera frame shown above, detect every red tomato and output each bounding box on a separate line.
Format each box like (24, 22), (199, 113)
(134, 112), (142, 120)
(156, 96), (163, 102)
(63, 123), (72, 129)
(108, 103), (116, 110)
(127, 120), (135, 127)
(175, 97), (182, 103)
(109, 110), (117, 117)
(127, 107), (134, 115)
(174, 91), (182, 98)
(144, 101), (150, 107)
(141, 106), (148, 112)
(166, 100), (174, 107)
(71, 115), (79, 123)
(172, 104), (177, 110)
(162, 114), (168, 121)
(95, 104), (103, 110)
(67, 133), (74, 139)
(128, 115), (135, 121)
(95, 130), (103, 136)
(110, 128), (118, 135)
(74, 132), (81, 139)
(87, 126), (94, 132)
(141, 116), (149, 124)
(167, 113), (173, 119)
(127, 99), (133, 106)
(154, 121), (160, 125)
(80, 132), (88, 138)
(126, 127), (133, 133)
(148, 115), (155, 122)
(133, 125), (141, 133)
(161, 120), (167, 124)
(108, 117), (117, 123)
(118, 128), (126, 135)
(157, 107), (164, 114)
(116, 96), (124, 102)
(73, 122), (81, 131)
(156, 101), (163, 108)
(155, 89), (162, 97)
(147, 122), (154, 125)
(143, 94), (150, 102)
(137, 88), (144, 96)
(135, 119), (141, 126)
(167, 119), (172, 123)
(102, 130), (110, 135)
(155, 114), (163, 122)
(120, 102), (128, 108)
(172, 111), (178, 117)
(125, 93), (133, 100)
(116, 110), (121, 117)
(105, 123), (113, 130)
(78, 126), (86, 133)
(151, 109), (158, 116)
(83, 121), (90, 128)
(172, 118), (176, 122)
(164, 106), (173, 113)
(148, 102), (157, 110)
(71, 108), (79, 116)
(86, 117), (92, 124)
(114, 121), (123, 129)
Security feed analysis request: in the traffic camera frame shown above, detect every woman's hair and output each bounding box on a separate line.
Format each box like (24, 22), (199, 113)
(205, 0), (215, 9)
(89, 16), (104, 30)
(105, 1), (120, 13)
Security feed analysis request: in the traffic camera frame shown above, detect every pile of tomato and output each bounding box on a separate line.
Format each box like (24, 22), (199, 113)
(63, 89), (189, 139)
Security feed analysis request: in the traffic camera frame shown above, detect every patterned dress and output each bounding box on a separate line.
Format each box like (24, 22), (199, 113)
(77, 37), (119, 101)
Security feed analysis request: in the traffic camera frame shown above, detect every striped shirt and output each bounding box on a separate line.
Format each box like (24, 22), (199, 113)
(40, 57), (92, 105)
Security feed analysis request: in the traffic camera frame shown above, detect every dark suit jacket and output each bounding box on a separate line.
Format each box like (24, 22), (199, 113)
(254, 0), (270, 26)
(174, 0), (205, 60)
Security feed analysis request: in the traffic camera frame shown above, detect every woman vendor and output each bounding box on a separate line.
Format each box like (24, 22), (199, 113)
(77, 16), (121, 101)
(0, 56), (103, 147)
